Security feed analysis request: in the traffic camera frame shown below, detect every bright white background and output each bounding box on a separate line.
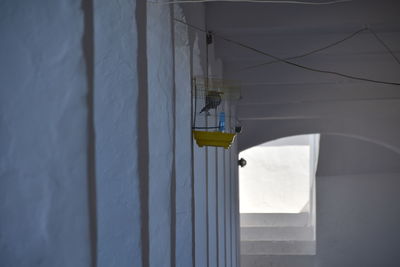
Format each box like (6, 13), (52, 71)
(239, 136), (311, 213)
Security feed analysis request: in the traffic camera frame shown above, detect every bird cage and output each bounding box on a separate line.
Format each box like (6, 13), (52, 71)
(192, 76), (241, 149)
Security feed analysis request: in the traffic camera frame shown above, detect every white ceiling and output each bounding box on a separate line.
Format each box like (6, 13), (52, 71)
(205, 0), (400, 150)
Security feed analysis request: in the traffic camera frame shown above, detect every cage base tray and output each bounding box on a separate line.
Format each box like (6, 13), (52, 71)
(193, 130), (236, 149)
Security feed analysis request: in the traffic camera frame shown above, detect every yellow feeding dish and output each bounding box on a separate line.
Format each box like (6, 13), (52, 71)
(193, 131), (236, 149)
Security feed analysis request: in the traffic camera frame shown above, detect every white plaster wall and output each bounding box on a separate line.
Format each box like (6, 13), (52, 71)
(192, 34), (209, 267)
(217, 147), (226, 267)
(231, 120), (240, 267)
(0, 1), (91, 266)
(193, 142), (208, 267)
(174, 5), (193, 267)
(93, 0), (141, 266)
(315, 135), (400, 266)
(184, 4), (240, 266)
(206, 1), (400, 266)
(224, 109), (233, 267)
(146, 4), (241, 267)
(208, 139), (218, 267)
(147, 2), (174, 267)
(0, 2), (242, 267)
(207, 42), (225, 267)
(317, 171), (400, 266)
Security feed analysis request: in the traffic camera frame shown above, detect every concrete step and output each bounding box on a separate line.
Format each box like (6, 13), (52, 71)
(240, 213), (309, 227)
(241, 240), (316, 255)
(241, 255), (316, 267)
(241, 226), (314, 241)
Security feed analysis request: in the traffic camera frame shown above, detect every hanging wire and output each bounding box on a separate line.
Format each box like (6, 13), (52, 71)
(174, 18), (400, 86)
(368, 27), (400, 66)
(235, 27), (368, 72)
(227, 27), (400, 73)
(239, 96), (400, 106)
(149, 0), (352, 5)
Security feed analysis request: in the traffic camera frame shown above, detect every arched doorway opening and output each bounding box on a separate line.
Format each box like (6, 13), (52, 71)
(239, 134), (319, 256)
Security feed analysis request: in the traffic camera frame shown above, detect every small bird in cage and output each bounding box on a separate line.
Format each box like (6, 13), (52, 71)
(200, 91), (223, 114)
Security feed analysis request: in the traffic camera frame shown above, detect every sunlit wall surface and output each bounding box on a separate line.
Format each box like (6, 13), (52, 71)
(239, 135), (319, 213)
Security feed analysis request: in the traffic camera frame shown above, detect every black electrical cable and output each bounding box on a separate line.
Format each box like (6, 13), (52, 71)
(238, 27), (368, 72)
(150, 0), (352, 5)
(174, 18), (400, 86)
(368, 28), (400, 66)
(239, 96), (400, 106)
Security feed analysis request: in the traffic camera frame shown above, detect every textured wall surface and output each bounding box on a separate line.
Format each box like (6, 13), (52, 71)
(192, 37), (209, 267)
(0, 1), (91, 266)
(316, 135), (400, 266)
(147, 2), (174, 267)
(94, 0), (141, 266)
(174, 6), (193, 267)
(0, 2), (241, 267)
(317, 172), (400, 266)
